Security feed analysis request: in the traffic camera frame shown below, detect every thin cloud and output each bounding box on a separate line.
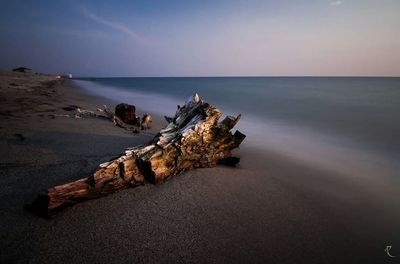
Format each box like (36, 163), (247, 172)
(330, 1), (343, 6)
(80, 5), (145, 44)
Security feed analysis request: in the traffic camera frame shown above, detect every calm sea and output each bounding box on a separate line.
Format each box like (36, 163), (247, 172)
(74, 77), (400, 178)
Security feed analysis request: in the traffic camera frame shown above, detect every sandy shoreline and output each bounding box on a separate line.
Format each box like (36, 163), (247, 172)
(0, 71), (398, 263)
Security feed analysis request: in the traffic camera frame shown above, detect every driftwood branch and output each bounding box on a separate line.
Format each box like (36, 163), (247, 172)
(59, 104), (152, 133)
(27, 94), (246, 217)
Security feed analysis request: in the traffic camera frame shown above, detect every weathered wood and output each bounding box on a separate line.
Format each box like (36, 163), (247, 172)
(27, 94), (246, 217)
(115, 103), (137, 125)
(58, 104), (147, 133)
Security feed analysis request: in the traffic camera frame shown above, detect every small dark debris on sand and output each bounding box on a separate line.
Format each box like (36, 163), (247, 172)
(62, 105), (80, 111)
(13, 133), (25, 142)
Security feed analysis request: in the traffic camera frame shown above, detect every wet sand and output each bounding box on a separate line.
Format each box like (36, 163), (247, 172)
(0, 71), (399, 263)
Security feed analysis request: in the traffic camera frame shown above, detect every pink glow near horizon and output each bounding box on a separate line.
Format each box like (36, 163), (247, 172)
(0, 1), (399, 76)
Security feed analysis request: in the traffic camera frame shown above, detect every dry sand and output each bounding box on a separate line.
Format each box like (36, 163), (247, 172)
(0, 71), (398, 263)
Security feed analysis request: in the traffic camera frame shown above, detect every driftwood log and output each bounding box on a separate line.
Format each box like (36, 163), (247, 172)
(60, 104), (151, 133)
(27, 94), (246, 217)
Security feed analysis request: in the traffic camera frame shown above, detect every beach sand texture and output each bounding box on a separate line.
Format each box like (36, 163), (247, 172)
(0, 71), (399, 263)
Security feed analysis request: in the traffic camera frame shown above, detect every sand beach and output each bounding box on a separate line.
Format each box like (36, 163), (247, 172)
(0, 71), (399, 263)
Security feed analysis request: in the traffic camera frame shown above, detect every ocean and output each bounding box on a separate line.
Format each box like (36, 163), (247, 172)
(74, 77), (400, 179)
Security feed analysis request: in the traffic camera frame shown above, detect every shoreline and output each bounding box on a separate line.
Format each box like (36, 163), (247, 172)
(75, 77), (400, 180)
(0, 71), (399, 263)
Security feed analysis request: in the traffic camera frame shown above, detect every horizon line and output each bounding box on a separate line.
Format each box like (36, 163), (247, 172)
(75, 75), (400, 78)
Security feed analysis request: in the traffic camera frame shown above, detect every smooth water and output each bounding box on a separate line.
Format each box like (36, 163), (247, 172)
(74, 77), (400, 178)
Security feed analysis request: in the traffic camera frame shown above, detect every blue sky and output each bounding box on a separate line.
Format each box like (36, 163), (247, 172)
(0, 0), (399, 76)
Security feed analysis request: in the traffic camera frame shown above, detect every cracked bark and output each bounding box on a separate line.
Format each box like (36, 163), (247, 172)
(27, 94), (246, 217)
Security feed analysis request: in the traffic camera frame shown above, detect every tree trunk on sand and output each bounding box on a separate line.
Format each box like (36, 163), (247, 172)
(27, 94), (246, 217)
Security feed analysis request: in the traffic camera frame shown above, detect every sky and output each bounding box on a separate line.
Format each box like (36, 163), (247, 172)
(0, 0), (399, 77)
